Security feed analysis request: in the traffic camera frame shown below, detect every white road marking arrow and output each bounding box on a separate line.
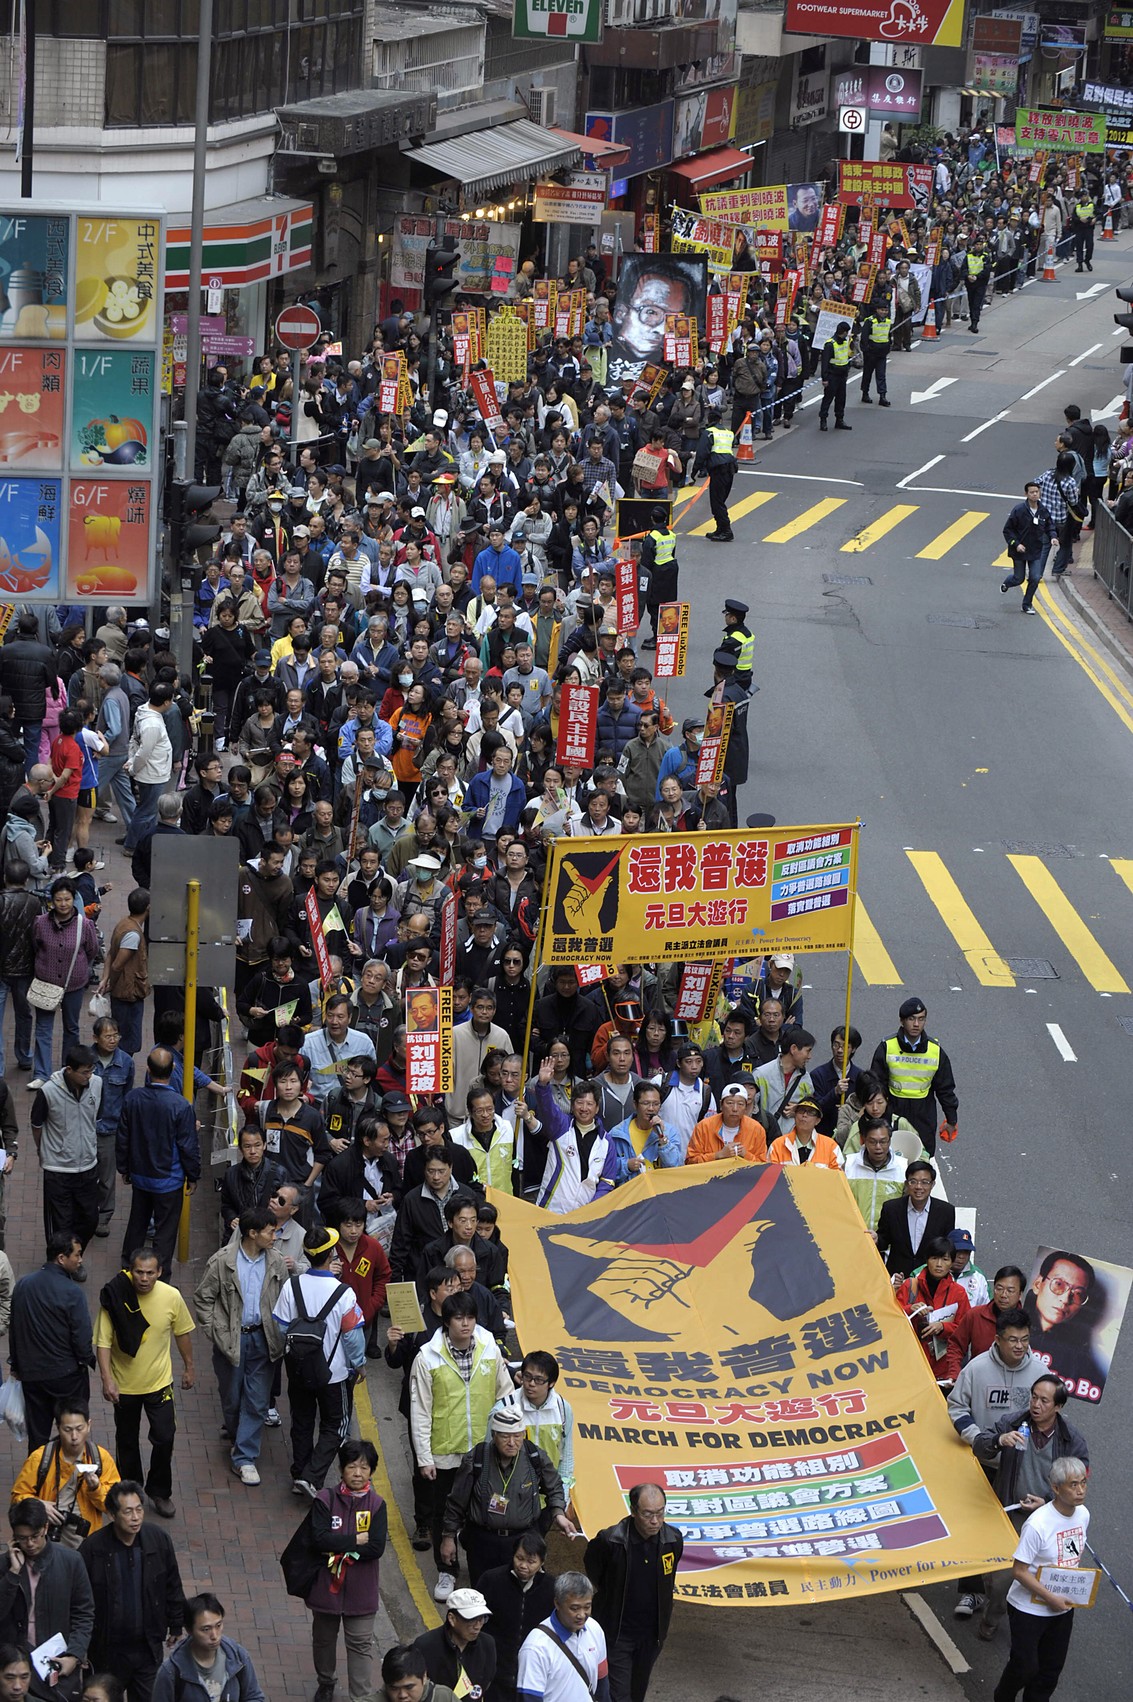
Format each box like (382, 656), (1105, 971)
(1094, 394), (1126, 422)
(909, 376), (959, 405)
(1075, 282), (1108, 299)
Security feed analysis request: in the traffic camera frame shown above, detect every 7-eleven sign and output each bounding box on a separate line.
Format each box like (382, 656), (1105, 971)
(513, 0), (603, 42)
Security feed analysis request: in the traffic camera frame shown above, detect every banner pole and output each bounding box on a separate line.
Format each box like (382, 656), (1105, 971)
(840, 824), (861, 1105)
(517, 851), (555, 1104)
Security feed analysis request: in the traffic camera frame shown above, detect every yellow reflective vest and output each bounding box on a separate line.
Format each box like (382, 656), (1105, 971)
(649, 528), (677, 564)
(727, 626), (755, 674)
(966, 252), (986, 278)
(829, 339), (851, 368)
(869, 316), (892, 345)
(883, 1035), (940, 1101)
(709, 425), (735, 455)
(411, 1327), (509, 1465)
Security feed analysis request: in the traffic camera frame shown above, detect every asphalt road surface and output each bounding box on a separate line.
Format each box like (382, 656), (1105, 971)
(365, 241), (1133, 1699)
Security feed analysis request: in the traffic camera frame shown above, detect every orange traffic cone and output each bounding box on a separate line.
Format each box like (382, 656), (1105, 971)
(1102, 211), (1116, 241)
(1042, 236), (1057, 282)
(922, 301), (938, 339)
(736, 412), (754, 462)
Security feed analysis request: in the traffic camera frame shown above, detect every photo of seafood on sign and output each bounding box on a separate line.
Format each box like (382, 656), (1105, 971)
(73, 215), (159, 345)
(0, 212), (68, 340)
(0, 477), (62, 599)
(0, 346), (65, 468)
(71, 348), (156, 470)
(66, 478), (151, 600)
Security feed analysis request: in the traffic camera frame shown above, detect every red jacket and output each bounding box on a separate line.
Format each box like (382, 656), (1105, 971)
(955, 1299), (999, 1361)
(337, 1232), (390, 1325)
(898, 1268), (970, 1382)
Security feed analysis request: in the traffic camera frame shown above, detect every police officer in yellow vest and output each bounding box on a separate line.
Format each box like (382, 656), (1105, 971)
(720, 598), (755, 689)
(819, 320), (853, 431)
(640, 502), (679, 649)
(694, 408), (738, 541)
(961, 236), (989, 333)
(859, 295), (894, 408)
(869, 997), (958, 1157)
(1072, 194), (1097, 273)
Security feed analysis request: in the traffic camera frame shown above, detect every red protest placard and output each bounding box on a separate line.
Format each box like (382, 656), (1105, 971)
(695, 695), (734, 787)
(615, 558), (639, 635)
(654, 603), (689, 678)
(576, 963), (610, 989)
(556, 681), (599, 770)
(438, 889), (458, 988)
(674, 962), (724, 1022)
(469, 367), (505, 436)
(305, 886), (334, 988)
(405, 986), (454, 1095)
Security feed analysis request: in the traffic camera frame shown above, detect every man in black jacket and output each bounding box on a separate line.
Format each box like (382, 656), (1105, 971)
(79, 1480), (185, 1702)
(442, 1410), (572, 1584)
(875, 1161), (955, 1280)
(1000, 481), (1057, 614)
(412, 1590), (496, 1698)
(478, 1533), (556, 1702)
(318, 1116), (400, 1225)
(0, 613), (58, 774)
(9, 1234), (94, 1450)
(585, 1485), (684, 1702)
(0, 1499), (94, 1698)
(0, 855), (40, 1080)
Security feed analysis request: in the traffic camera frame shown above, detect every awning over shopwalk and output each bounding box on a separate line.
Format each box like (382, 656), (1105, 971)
(668, 146), (754, 191)
(404, 118), (581, 198)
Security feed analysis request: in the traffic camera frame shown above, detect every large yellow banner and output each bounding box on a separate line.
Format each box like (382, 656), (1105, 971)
(540, 825), (858, 966)
(699, 185), (790, 228)
(497, 1166), (1017, 1606)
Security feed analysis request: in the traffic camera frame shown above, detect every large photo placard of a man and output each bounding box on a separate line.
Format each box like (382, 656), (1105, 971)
(608, 253), (708, 385)
(1025, 1244), (1132, 1404)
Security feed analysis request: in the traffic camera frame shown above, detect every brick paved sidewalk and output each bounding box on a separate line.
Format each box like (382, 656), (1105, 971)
(0, 826), (406, 1702)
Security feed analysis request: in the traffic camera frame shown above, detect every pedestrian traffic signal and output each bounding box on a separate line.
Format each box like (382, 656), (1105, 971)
(169, 478), (221, 565)
(1115, 286), (1133, 363)
(423, 242), (460, 303)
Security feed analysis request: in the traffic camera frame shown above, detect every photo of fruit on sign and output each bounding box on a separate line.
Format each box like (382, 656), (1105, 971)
(77, 413), (149, 467)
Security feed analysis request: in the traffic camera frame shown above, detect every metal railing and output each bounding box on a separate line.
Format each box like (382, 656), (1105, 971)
(1093, 503), (1133, 622)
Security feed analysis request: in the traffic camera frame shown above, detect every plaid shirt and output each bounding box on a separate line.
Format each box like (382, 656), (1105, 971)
(449, 1341), (475, 1381)
(581, 454), (616, 495)
(1038, 468), (1080, 527)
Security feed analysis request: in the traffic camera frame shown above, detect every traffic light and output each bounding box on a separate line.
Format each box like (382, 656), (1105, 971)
(168, 478), (221, 567)
(1115, 286), (1133, 363)
(423, 241), (460, 303)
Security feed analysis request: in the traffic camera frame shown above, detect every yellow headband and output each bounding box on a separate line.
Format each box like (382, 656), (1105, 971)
(307, 1228), (340, 1257)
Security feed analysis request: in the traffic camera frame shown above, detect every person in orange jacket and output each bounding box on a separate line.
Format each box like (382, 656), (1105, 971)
(686, 1081), (768, 1163)
(767, 1098), (844, 1169)
(898, 1235), (971, 1384)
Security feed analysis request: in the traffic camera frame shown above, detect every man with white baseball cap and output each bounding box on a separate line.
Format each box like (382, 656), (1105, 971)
(412, 1587), (496, 1698)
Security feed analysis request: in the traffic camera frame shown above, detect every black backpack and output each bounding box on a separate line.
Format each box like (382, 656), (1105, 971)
(283, 1275), (349, 1390)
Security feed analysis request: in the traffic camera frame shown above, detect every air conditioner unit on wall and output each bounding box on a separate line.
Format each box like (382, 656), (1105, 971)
(529, 86), (556, 126)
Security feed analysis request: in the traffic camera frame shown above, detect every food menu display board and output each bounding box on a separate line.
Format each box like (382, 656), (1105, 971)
(0, 203), (164, 604)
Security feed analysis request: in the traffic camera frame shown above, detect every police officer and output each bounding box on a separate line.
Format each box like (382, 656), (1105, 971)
(706, 648), (751, 827)
(1072, 192), (1096, 272)
(639, 504), (679, 650)
(818, 322), (852, 432)
(961, 235), (989, 333)
(859, 294), (893, 408)
(694, 408), (738, 542)
(719, 600), (754, 690)
(870, 997), (958, 1157)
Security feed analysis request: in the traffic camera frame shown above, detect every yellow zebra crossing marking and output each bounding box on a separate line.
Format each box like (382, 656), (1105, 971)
(763, 497), (847, 543)
(688, 490), (777, 537)
(841, 505), (919, 553)
(853, 897), (902, 985)
(917, 511), (991, 560)
(1109, 859), (1133, 904)
(905, 851), (1015, 987)
(1008, 854), (1130, 993)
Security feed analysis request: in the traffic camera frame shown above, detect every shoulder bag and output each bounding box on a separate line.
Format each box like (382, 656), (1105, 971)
(28, 917), (84, 1012)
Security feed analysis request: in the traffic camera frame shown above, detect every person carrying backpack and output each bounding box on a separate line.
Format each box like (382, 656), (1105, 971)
(272, 1225), (366, 1498)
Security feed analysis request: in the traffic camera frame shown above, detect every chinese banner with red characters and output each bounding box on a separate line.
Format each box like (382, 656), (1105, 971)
(470, 368), (505, 436)
(556, 681), (599, 770)
(541, 823), (860, 964)
(405, 986), (454, 1095)
(674, 961), (725, 1021)
(305, 887), (335, 988)
(576, 963), (611, 990)
(837, 162), (932, 210)
(615, 558), (640, 635)
(696, 699), (734, 787)
(438, 889), (458, 987)
(654, 603), (690, 678)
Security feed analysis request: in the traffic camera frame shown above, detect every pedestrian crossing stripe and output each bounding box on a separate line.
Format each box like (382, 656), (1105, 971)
(762, 497), (847, 543)
(847, 850), (1133, 993)
(842, 505), (919, 553)
(917, 512), (990, 560)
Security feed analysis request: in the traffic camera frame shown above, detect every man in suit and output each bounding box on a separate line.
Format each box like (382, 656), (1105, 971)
(875, 1160), (955, 1281)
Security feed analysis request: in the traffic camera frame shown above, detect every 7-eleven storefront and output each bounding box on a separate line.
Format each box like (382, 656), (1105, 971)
(164, 196), (314, 383)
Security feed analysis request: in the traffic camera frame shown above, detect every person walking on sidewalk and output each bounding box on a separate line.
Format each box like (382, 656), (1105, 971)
(121, 685), (174, 855)
(8, 1234), (95, 1450)
(29, 881), (100, 1090)
(95, 1246), (195, 1520)
(272, 1225), (366, 1498)
(293, 1437), (388, 1702)
(116, 1049), (201, 1278)
(194, 1205), (287, 1488)
(30, 1046), (102, 1256)
(151, 1594), (267, 1702)
(79, 1479), (186, 1702)
(91, 1015), (134, 1238)
(992, 1457), (1089, 1702)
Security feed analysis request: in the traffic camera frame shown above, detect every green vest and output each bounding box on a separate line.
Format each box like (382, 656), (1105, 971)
(428, 1336), (501, 1457)
(709, 425), (735, 455)
(726, 625), (755, 673)
(829, 339), (851, 368)
(967, 252), (986, 277)
(649, 528), (677, 564)
(459, 1119), (515, 1194)
(884, 1035), (941, 1101)
(869, 316), (891, 345)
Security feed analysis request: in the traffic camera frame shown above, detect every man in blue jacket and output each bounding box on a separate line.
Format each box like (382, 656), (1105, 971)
(473, 526), (523, 595)
(465, 747), (527, 844)
(152, 1594), (265, 1702)
(1000, 481), (1057, 614)
(596, 681), (640, 761)
(116, 1048), (200, 1277)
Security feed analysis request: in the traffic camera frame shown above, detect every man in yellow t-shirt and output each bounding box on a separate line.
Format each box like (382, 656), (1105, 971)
(94, 1246), (194, 1520)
